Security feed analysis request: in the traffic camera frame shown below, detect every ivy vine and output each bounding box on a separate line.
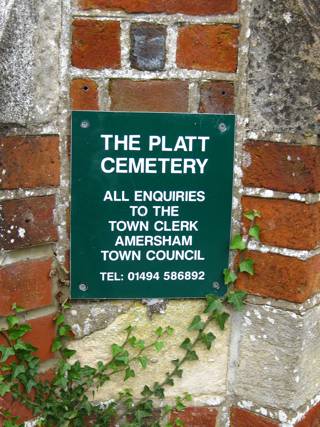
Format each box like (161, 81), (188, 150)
(0, 210), (260, 427)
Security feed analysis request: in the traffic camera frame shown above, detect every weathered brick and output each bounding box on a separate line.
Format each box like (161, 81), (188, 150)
(0, 369), (55, 425)
(26, 315), (56, 361)
(242, 197), (320, 250)
(110, 80), (189, 112)
(199, 81), (234, 113)
(170, 407), (218, 426)
(0, 135), (60, 190)
(243, 141), (320, 193)
(79, 0), (238, 15)
(230, 408), (279, 427)
(0, 196), (58, 250)
(71, 78), (99, 110)
(236, 251), (320, 303)
(177, 25), (239, 72)
(0, 315), (55, 362)
(130, 23), (166, 71)
(0, 259), (53, 316)
(295, 402), (320, 426)
(72, 20), (120, 69)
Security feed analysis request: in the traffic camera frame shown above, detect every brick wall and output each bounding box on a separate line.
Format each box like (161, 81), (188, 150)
(1, 0), (320, 425)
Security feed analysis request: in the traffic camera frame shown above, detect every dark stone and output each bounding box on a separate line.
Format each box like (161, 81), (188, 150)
(248, 0), (320, 134)
(130, 23), (166, 71)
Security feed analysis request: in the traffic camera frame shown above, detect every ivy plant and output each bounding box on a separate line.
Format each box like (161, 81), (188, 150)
(0, 210), (260, 427)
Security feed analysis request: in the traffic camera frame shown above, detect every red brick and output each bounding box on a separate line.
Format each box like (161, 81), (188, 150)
(295, 402), (320, 426)
(243, 141), (320, 193)
(0, 136), (60, 190)
(0, 315), (55, 362)
(80, 0), (238, 15)
(170, 407), (218, 426)
(236, 251), (320, 303)
(0, 196), (58, 250)
(231, 407), (279, 427)
(71, 78), (99, 110)
(110, 79), (189, 112)
(242, 197), (320, 250)
(199, 81), (234, 113)
(177, 25), (239, 72)
(0, 369), (55, 425)
(23, 315), (56, 361)
(72, 19), (120, 69)
(0, 259), (53, 316)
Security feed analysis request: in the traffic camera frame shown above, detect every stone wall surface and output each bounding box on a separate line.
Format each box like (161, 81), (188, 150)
(0, 0), (320, 426)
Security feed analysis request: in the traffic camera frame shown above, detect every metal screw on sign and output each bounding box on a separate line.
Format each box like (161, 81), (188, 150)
(79, 283), (88, 292)
(218, 123), (227, 133)
(80, 120), (90, 129)
(212, 282), (220, 290)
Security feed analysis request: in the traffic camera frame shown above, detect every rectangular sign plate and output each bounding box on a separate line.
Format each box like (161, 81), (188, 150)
(71, 112), (235, 299)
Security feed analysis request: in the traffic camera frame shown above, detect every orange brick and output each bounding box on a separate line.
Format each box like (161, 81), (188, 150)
(242, 197), (320, 250)
(171, 407), (218, 426)
(80, 0), (238, 15)
(236, 251), (320, 303)
(0, 196), (58, 250)
(0, 259), (53, 316)
(110, 79), (189, 112)
(243, 141), (320, 193)
(0, 136), (60, 190)
(71, 78), (99, 110)
(295, 402), (320, 426)
(177, 24), (239, 72)
(231, 408), (279, 427)
(72, 19), (120, 69)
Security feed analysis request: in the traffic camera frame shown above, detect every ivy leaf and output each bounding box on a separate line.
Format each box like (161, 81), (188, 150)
(11, 303), (24, 313)
(55, 314), (65, 326)
(227, 291), (247, 311)
(124, 367), (135, 381)
(174, 418), (184, 427)
(244, 210), (261, 221)
(141, 385), (152, 397)
(51, 337), (63, 352)
(111, 344), (123, 357)
(215, 312), (230, 330)
(188, 315), (205, 331)
(205, 295), (224, 314)
(0, 383), (11, 397)
(223, 268), (237, 285)
(8, 324), (31, 340)
(239, 259), (255, 275)
(6, 316), (19, 328)
(180, 338), (192, 351)
(200, 332), (216, 350)
(155, 327), (164, 337)
(166, 326), (174, 336)
(154, 341), (165, 352)
(0, 345), (15, 362)
(230, 234), (246, 251)
(138, 356), (148, 369)
(153, 383), (165, 398)
(185, 350), (199, 362)
(61, 348), (76, 359)
(249, 225), (260, 241)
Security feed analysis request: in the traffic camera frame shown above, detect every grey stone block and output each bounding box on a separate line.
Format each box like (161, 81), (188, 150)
(130, 23), (166, 71)
(234, 302), (320, 410)
(247, 0), (320, 134)
(0, 0), (60, 126)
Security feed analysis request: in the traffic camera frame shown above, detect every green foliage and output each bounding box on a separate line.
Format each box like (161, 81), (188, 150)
(0, 210), (261, 427)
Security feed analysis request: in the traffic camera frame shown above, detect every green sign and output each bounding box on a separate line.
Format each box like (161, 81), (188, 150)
(71, 112), (235, 299)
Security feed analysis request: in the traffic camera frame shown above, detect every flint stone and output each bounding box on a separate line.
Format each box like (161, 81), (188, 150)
(248, 0), (320, 134)
(0, 0), (60, 126)
(234, 303), (320, 410)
